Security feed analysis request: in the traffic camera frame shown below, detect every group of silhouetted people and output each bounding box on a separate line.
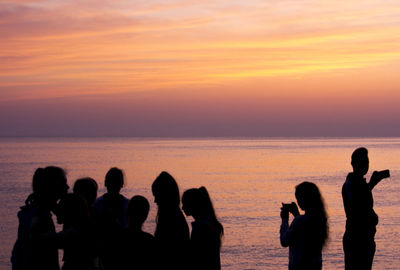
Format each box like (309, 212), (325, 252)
(11, 147), (389, 270)
(280, 147), (390, 270)
(11, 168), (223, 270)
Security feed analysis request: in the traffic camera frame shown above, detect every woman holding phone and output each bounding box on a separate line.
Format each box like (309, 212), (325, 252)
(280, 182), (328, 270)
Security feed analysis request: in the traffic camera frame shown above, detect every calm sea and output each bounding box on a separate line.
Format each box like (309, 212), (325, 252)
(0, 137), (399, 269)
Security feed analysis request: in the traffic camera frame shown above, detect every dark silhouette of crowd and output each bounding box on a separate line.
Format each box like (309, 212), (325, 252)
(11, 147), (390, 269)
(11, 168), (223, 270)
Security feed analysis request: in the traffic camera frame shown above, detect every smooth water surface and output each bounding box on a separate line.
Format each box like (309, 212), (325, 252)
(0, 137), (399, 269)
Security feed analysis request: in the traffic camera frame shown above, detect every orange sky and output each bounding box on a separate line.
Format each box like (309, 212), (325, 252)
(1, 0), (400, 136)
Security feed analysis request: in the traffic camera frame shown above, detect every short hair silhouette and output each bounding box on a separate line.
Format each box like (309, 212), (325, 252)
(94, 168), (129, 270)
(351, 147), (368, 162)
(351, 147), (369, 175)
(105, 167), (124, 193)
(127, 195), (150, 228)
(342, 146), (388, 270)
(58, 193), (89, 226)
(118, 196), (155, 270)
(73, 177), (98, 206)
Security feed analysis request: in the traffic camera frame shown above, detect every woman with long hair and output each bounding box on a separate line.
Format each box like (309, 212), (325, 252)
(152, 171), (189, 269)
(280, 181), (328, 270)
(182, 186), (223, 270)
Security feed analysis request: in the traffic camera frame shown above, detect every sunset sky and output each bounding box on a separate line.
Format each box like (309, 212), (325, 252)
(1, 0), (400, 136)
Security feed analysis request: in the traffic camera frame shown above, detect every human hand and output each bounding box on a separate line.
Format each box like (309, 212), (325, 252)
(281, 202), (299, 218)
(370, 169), (390, 188)
(280, 203), (289, 219)
(289, 202), (300, 217)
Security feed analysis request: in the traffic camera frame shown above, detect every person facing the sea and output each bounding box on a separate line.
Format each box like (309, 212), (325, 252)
(95, 167), (129, 270)
(182, 186), (224, 270)
(11, 166), (69, 270)
(342, 147), (390, 270)
(280, 182), (328, 270)
(72, 177), (102, 265)
(73, 177), (100, 226)
(118, 195), (155, 269)
(55, 193), (99, 270)
(95, 167), (129, 228)
(152, 171), (189, 270)
(73, 177), (98, 209)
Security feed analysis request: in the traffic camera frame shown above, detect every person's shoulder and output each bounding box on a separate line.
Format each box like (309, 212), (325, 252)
(120, 194), (129, 203)
(141, 231), (155, 241)
(16, 205), (37, 228)
(192, 218), (212, 229)
(345, 172), (353, 183)
(293, 214), (307, 221)
(175, 209), (187, 222)
(292, 214), (308, 226)
(94, 194), (105, 205)
(191, 220), (204, 231)
(95, 194), (105, 203)
(343, 173), (353, 189)
(18, 204), (33, 217)
(125, 230), (155, 243)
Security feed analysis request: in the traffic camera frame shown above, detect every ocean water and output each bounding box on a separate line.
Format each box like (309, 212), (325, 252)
(0, 137), (399, 269)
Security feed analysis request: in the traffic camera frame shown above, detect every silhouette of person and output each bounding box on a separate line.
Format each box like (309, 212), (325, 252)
(95, 168), (129, 227)
(72, 177), (102, 266)
(73, 177), (99, 225)
(118, 195), (155, 270)
(342, 147), (390, 270)
(56, 193), (99, 270)
(280, 182), (329, 270)
(182, 187), (224, 270)
(73, 177), (98, 208)
(152, 171), (189, 270)
(94, 168), (129, 270)
(11, 166), (69, 270)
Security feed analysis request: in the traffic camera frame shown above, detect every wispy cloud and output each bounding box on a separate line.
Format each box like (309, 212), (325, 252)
(1, 0), (400, 102)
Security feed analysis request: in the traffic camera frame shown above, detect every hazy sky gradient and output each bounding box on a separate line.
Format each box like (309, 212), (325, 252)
(1, 0), (400, 136)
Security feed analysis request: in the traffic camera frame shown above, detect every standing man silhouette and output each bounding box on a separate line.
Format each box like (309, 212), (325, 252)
(342, 147), (390, 270)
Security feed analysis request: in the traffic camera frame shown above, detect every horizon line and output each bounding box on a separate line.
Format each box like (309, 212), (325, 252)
(1, 135), (399, 140)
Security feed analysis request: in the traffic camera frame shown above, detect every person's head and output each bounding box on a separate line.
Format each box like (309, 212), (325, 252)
(295, 182), (323, 212)
(182, 188), (198, 217)
(151, 171), (180, 209)
(351, 147), (369, 176)
(33, 166), (68, 208)
(105, 167), (124, 194)
(182, 187), (215, 220)
(57, 193), (89, 227)
(73, 177), (98, 206)
(32, 167), (45, 194)
(295, 181), (328, 246)
(127, 195), (150, 229)
(183, 186), (224, 240)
